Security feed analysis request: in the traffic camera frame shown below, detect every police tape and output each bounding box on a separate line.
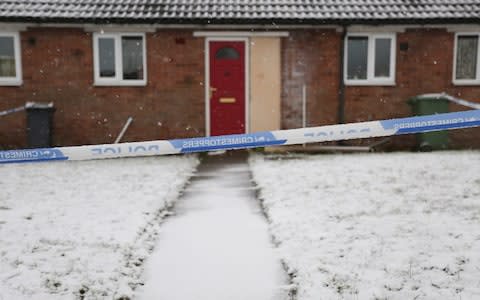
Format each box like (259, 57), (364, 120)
(1, 109), (480, 164)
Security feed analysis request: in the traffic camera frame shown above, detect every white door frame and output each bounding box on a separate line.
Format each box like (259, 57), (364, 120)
(204, 37), (250, 137)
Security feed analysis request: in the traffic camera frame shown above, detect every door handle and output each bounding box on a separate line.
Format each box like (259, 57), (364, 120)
(209, 87), (217, 98)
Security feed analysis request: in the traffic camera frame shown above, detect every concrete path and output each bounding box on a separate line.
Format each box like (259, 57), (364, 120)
(136, 152), (288, 300)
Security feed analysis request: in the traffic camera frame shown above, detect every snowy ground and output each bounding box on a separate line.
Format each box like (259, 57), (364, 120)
(250, 151), (480, 300)
(0, 155), (198, 300)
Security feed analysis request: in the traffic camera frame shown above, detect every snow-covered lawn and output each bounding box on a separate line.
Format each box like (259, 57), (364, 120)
(250, 151), (480, 300)
(0, 156), (198, 300)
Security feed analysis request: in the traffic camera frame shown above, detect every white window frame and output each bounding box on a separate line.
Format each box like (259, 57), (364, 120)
(0, 32), (22, 86)
(93, 32), (147, 86)
(453, 32), (480, 85)
(344, 33), (396, 86)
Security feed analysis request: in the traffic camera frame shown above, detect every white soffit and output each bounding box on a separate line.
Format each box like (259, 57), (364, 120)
(193, 31), (289, 37)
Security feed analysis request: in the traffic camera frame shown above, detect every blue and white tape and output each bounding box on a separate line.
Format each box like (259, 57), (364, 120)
(1, 110), (479, 164)
(170, 132), (286, 153)
(0, 149), (67, 163)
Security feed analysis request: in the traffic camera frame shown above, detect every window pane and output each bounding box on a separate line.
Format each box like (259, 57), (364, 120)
(456, 35), (478, 80)
(215, 47), (240, 60)
(122, 36), (144, 80)
(0, 37), (16, 77)
(374, 38), (391, 77)
(98, 38), (116, 78)
(347, 37), (368, 80)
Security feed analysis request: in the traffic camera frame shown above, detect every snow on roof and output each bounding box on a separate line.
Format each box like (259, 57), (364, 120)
(0, 0), (479, 24)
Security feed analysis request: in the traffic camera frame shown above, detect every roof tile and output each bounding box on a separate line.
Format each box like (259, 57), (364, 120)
(0, 0), (479, 23)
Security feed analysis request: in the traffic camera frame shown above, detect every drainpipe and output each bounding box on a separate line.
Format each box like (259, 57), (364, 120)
(302, 84), (307, 128)
(337, 25), (347, 125)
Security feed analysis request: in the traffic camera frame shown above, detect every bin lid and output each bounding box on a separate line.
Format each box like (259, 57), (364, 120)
(408, 93), (450, 104)
(25, 102), (54, 110)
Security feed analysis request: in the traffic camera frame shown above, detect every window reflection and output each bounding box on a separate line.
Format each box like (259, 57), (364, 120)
(98, 38), (115, 78)
(347, 37), (368, 80)
(374, 38), (391, 77)
(0, 37), (16, 77)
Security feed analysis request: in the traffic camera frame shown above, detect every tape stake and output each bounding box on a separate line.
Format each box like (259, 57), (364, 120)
(0, 105), (26, 117)
(1, 110), (479, 164)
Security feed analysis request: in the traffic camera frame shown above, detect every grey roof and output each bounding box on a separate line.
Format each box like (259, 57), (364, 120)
(0, 0), (479, 24)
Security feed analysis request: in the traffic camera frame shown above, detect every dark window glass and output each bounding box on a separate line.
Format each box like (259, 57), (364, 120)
(456, 35), (478, 80)
(374, 38), (391, 77)
(0, 37), (16, 77)
(215, 47), (240, 60)
(347, 37), (368, 80)
(98, 38), (116, 78)
(122, 36), (144, 80)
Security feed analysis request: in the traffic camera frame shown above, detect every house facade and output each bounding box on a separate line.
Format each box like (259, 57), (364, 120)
(0, 1), (480, 150)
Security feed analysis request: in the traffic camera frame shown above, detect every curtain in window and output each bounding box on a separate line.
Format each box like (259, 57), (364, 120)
(122, 37), (144, 80)
(456, 36), (478, 80)
(0, 37), (16, 77)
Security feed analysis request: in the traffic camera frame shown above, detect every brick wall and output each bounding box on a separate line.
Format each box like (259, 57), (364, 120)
(282, 28), (480, 150)
(0, 28), (205, 149)
(281, 29), (341, 130)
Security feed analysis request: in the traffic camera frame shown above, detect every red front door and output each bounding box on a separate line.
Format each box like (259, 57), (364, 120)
(209, 41), (246, 136)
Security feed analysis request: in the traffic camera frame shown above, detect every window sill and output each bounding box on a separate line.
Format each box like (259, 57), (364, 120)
(452, 80), (480, 86)
(0, 78), (22, 86)
(94, 80), (147, 87)
(344, 80), (395, 86)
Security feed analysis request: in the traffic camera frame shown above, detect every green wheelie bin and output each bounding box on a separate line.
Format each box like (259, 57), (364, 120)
(408, 94), (449, 151)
